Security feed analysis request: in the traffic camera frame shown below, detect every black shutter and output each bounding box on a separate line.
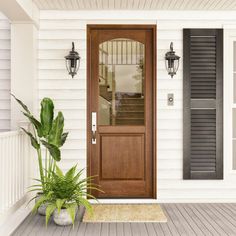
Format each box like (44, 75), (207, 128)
(183, 29), (223, 179)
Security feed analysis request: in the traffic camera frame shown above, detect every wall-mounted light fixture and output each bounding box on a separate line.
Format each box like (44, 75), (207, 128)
(65, 42), (80, 78)
(165, 42), (180, 78)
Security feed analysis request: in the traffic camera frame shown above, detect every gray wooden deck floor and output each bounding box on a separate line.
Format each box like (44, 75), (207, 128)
(12, 203), (236, 236)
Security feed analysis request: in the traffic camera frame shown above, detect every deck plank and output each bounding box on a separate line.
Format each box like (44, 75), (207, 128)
(116, 223), (124, 236)
(123, 223), (132, 236)
(11, 203), (236, 236)
(100, 223), (109, 236)
(163, 203), (187, 235)
(130, 223), (141, 236)
(161, 204), (181, 236)
(152, 223), (165, 236)
(182, 203), (212, 236)
(189, 204), (222, 236)
(204, 204), (235, 235)
(109, 223), (116, 236)
(198, 204), (229, 235)
(145, 223), (157, 236)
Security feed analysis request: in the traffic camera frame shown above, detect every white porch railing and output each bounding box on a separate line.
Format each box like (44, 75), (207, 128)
(0, 129), (31, 220)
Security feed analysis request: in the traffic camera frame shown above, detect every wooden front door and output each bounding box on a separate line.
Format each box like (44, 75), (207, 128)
(87, 25), (156, 198)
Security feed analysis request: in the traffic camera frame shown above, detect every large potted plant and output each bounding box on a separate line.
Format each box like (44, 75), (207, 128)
(12, 95), (68, 215)
(33, 165), (102, 226)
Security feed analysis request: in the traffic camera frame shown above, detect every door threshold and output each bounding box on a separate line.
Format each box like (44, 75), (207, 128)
(89, 199), (159, 204)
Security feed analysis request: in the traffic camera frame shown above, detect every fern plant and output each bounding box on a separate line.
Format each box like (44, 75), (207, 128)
(32, 165), (102, 226)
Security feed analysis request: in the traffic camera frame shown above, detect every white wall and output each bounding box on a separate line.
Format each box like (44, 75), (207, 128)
(38, 10), (236, 202)
(0, 12), (10, 132)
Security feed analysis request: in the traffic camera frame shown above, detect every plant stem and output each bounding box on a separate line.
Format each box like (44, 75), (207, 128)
(32, 126), (45, 192)
(52, 159), (56, 173)
(48, 154), (52, 178)
(45, 148), (48, 178)
(37, 148), (45, 191)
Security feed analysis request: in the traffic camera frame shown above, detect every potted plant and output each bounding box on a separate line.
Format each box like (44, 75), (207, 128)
(32, 165), (102, 226)
(12, 95), (68, 215)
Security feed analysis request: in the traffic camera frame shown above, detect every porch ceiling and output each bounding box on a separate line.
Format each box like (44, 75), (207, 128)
(33, 0), (236, 10)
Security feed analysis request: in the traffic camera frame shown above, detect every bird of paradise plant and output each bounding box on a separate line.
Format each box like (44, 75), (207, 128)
(12, 95), (68, 194)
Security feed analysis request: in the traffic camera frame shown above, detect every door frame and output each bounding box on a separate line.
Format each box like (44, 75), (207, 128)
(86, 24), (157, 199)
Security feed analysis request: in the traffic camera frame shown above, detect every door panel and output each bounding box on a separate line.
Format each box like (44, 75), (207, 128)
(87, 25), (156, 198)
(100, 134), (145, 180)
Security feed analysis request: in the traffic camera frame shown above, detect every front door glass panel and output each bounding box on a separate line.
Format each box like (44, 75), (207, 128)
(98, 38), (145, 125)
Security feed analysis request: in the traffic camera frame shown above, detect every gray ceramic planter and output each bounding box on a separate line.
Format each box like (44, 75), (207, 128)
(35, 193), (48, 216)
(53, 206), (78, 226)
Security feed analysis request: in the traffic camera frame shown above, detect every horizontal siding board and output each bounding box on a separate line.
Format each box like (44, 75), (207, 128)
(37, 100), (86, 109)
(0, 120), (10, 129)
(38, 79), (86, 89)
(0, 50), (10, 59)
(39, 39), (86, 50)
(38, 69), (86, 79)
(38, 59), (86, 69)
(0, 40), (10, 49)
(157, 119), (182, 130)
(0, 79), (10, 89)
(39, 29), (86, 39)
(40, 20), (86, 29)
(0, 101), (10, 109)
(0, 110), (10, 119)
(0, 29), (10, 39)
(0, 14), (10, 132)
(39, 89), (86, 99)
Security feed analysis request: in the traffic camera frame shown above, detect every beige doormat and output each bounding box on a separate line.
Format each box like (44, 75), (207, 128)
(83, 204), (167, 223)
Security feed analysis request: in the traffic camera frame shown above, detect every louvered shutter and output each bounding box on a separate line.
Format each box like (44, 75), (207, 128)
(183, 29), (223, 179)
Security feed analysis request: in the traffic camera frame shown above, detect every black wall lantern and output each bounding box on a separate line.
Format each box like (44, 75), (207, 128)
(65, 42), (80, 78)
(165, 42), (180, 78)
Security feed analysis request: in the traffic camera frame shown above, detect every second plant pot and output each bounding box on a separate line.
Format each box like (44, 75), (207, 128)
(53, 206), (78, 226)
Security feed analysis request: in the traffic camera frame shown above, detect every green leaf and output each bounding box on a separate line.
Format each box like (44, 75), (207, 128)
(40, 98), (54, 137)
(23, 112), (43, 138)
(48, 112), (64, 147)
(73, 168), (85, 183)
(41, 140), (61, 161)
(21, 127), (40, 149)
(65, 203), (77, 225)
(56, 199), (66, 214)
(32, 195), (49, 214)
(46, 204), (56, 226)
(65, 165), (77, 180)
(55, 165), (64, 177)
(78, 198), (93, 216)
(11, 94), (30, 114)
(60, 132), (68, 147)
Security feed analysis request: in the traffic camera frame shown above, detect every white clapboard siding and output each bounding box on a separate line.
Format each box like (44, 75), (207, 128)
(0, 13), (10, 132)
(38, 15), (236, 201)
(38, 18), (87, 179)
